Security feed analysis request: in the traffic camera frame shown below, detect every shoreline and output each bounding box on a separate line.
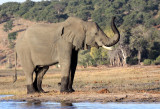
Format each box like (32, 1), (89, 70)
(2, 91), (160, 103)
(1, 66), (160, 103)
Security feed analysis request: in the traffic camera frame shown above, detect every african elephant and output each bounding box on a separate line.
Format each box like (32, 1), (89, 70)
(14, 17), (120, 94)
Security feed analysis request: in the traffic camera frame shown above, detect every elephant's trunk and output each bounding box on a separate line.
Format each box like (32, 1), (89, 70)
(104, 17), (120, 47)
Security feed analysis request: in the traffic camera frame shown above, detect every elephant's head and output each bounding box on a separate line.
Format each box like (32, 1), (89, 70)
(61, 17), (120, 50)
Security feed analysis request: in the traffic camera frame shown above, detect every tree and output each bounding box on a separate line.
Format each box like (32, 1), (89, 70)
(107, 32), (130, 67)
(54, 2), (66, 15)
(108, 48), (123, 66)
(91, 1), (108, 28)
(3, 20), (14, 33)
(3, 20), (17, 49)
(78, 50), (93, 67)
(0, 2), (20, 17)
(8, 31), (17, 49)
(16, 0), (35, 17)
(130, 25), (148, 64)
(145, 28), (160, 60)
(123, 11), (138, 29)
(52, 2), (66, 22)
(118, 30), (131, 66)
(90, 47), (110, 65)
(90, 47), (101, 61)
(65, 0), (79, 16)
(8, 32), (17, 40)
(76, 0), (93, 21)
(101, 48), (109, 65)
(129, 0), (147, 12)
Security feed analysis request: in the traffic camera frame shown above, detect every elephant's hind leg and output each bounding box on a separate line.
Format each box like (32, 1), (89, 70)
(33, 66), (49, 93)
(17, 44), (36, 94)
(19, 56), (36, 94)
(23, 67), (36, 94)
(21, 58), (38, 94)
(33, 67), (43, 92)
(68, 49), (78, 92)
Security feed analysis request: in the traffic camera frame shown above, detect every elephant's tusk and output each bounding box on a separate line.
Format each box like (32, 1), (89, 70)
(102, 45), (113, 50)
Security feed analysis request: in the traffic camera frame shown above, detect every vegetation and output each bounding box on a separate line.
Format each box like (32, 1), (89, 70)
(8, 32), (17, 49)
(154, 55), (160, 65)
(0, 0), (160, 67)
(3, 19), (17, 49)
(3, 20), (14, 33)
(143, 59), (153, 66)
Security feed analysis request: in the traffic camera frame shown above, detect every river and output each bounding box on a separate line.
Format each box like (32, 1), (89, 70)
(1, 95), (160, 109)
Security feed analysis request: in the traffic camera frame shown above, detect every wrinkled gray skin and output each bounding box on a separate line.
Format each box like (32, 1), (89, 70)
(15, 17), (120, 94)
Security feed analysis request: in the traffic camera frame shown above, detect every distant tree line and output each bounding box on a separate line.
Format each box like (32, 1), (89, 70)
(0, 0), (160, 67)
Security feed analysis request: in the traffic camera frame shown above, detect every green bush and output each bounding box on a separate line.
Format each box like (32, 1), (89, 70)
(8, 32), (17, 40)
(154, 56), (160, 65)
(143, 59), (153, 65)
(127, 57), (138, 65)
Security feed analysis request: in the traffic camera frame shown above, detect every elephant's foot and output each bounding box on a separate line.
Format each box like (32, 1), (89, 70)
(27, 84), (38, 94)
(37, 86), (45, 93)
(33, 82), (45, 93)
(58, 82), (75, 93)
(60, 86), (71, 93)
(60, 89), (71, 93)
(60, 88), (75, 93)
(69, 88), (75, 93)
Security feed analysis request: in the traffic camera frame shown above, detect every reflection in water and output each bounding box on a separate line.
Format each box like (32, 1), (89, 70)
(0, 95), (14, 98)
(61, 102), (73, 106)
(1, 101), (160, 109)
(1, 95), (160, 109)
(20, 100), (76, 109)
(23, 100), (42, 107)
(61, 102), (76, 109)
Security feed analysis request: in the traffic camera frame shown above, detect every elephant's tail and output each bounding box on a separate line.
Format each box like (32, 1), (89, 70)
(13, 51), (17, 83)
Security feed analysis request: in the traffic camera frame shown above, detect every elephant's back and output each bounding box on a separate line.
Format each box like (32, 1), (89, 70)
(26, 23), (61, 33)
(16, 32), (28, 51)
(25, 23), (62, 40)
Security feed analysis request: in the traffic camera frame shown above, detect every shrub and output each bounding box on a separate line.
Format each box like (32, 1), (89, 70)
(8, 32), (17, 40)
(154, 56), (160, 65)
(127, 57), (138, 65)
(143, 59), (153, 65)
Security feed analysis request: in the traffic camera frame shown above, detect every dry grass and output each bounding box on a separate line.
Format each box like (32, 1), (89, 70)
(0, 65), (160, 95)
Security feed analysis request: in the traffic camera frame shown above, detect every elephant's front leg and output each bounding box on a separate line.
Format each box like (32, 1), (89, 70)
(68, 49), (78, 92)
(60, 61), (71, 93)
(33, 66), (49, 93)
(59, 43), (72, 93)
(36, 66), (49, 92)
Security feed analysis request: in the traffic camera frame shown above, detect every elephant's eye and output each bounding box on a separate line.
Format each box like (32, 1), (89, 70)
(95, 33), (98, 35)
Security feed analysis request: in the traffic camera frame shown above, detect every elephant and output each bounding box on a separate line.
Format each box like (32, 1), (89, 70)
(14, 16), (120, 94)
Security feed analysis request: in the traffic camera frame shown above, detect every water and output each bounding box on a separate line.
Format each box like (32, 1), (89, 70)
(1, 95), (160, 109)
(0, 95), (14, 98)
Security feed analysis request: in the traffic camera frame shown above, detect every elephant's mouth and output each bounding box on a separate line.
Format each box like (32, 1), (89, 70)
(86, 42), (99, 49)
(95, 39), (113, 50)
(85, 44), (91, 49)
(94, 42), (99, 49)
(86, 42), (112, 50)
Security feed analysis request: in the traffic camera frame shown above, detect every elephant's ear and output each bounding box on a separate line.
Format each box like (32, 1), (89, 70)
(61, 24), (86, 50)
(58, 26), (64, 36)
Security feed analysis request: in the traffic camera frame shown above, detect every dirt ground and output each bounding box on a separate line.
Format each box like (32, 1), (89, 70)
(4, 91), (160, 103)
(1, 65), (160, 102)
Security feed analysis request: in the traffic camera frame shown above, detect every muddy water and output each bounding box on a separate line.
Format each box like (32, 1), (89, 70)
(1, 95), (160, 109)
